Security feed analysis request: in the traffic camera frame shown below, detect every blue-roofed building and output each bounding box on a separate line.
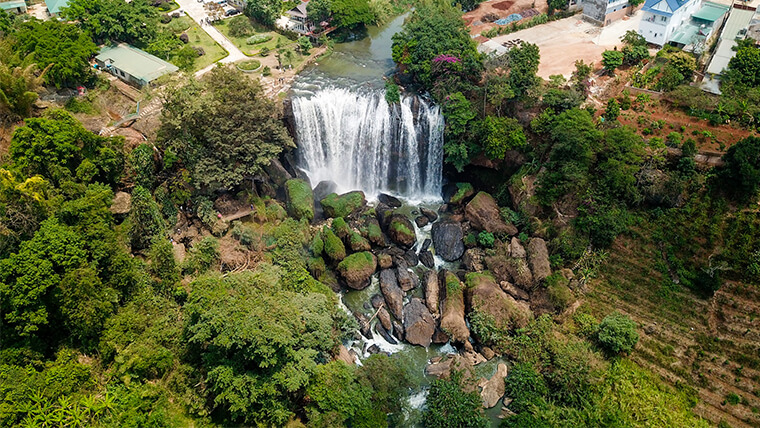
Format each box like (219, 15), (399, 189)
(638, 0), (701, 45)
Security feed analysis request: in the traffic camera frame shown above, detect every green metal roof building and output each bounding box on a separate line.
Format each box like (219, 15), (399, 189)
(668, 2), (729, 52)
(45, 0), (68, 15)
(95, 43), (179, 87)
(0, 0), (27, 14)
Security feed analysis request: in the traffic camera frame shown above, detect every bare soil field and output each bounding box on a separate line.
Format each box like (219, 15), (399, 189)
(479, 13), (642, 78)
(463, 0), (547, 36)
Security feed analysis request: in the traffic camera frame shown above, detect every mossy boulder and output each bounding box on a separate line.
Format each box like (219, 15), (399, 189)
(285, 179), (314, 221)
(331, 217), (351, 239)
(388, 214), (416, 248)
(465, 191), (518, 235)
(465, 272), (532, 339)
(323, 227), (346, 262)
(320, 191), (366, 218)
(265, 201), (287, 222)
(310, 233), (324, 257)
(449, 182), (475, 205)
(362, 218), (385, 246)
(337, 251), (377, 290)
(440, 271), (470, 347)
(349, 231), (371, 252)
(307, 256), (327, 278)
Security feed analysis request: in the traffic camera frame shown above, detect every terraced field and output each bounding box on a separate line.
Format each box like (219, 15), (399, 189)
(585, 236), (760, 428)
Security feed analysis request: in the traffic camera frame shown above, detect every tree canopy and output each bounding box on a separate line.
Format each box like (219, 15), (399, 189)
(10, 19), (98, 87)
(158, 66), (294, 192)
(9, 109), (125, 187)
(391, 0), (481, 93)
(62, 0), (159, 47)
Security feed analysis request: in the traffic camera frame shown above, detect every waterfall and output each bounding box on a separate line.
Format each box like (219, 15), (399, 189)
(291, 87), (444, 201)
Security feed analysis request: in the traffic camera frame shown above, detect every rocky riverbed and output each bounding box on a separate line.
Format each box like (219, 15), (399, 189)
(283, 175), (580, 420)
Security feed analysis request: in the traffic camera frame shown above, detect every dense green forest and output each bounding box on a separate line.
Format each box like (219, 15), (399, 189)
(2, 0), (760, 426)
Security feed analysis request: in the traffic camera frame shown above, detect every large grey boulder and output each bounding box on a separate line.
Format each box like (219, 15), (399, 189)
(432, 220), (465, 262)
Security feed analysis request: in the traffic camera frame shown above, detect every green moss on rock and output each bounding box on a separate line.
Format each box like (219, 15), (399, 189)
(450, 182), (475, 205)
(285, 179), (314, 221)
(320, 191), (366, 218)
(337, 251), (377, 290)
(388, 215), (416, 248)
(332, 217), (350, 239)
(349, 231), (371, 252)
(310, 233), (324, 257)
(323, 227), (346, 262)
(265, 201), (287, 222)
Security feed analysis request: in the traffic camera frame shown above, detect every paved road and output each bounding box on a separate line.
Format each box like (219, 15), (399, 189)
(172, 0), (247, 75)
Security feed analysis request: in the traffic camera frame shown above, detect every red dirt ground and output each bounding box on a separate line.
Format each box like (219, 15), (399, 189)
(463, 0), (548, 36)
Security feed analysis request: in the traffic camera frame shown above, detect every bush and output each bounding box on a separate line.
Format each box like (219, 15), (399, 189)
(237, 59), (261, 71)
(597, 312), (639, 355)
(183, 236), (220, 274)
(259, 46), (270, 57)
(246, 33), (273, 45)
(720, 136), (760, 199)
(477, 231), (495, 248)
(262, 66), (271, 76)
(423, 371), (488, 428)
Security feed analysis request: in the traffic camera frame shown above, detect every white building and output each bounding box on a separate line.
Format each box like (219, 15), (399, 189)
(638, 0), (702, 45)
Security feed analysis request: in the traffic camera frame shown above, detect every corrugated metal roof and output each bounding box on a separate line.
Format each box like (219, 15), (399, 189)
(96, 43), (178, 83)
(45, 0), (69, 14)
(691, 2), (729, 22)
(705, 7), (757, 75)
(0, 0), (27, 10)
(721, 7), (755, 39)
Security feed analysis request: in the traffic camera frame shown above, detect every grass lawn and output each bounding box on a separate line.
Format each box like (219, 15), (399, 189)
(213, 17), (292, 57)
(160, 16), (228, 72)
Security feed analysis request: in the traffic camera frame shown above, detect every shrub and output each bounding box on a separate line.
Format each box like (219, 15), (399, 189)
(246, 33), (273, 45)
(259, 46), (270, 57)
(423, 371), (488, 428)
(721, 136), (760, 199)
(597, 312), (639, 355)
(183, 237), (220, 274)
(237, 59), (261, 71)
(262, 66), (271, 76)
(477, 231), (495, 248)
(229, 15), (254, 37)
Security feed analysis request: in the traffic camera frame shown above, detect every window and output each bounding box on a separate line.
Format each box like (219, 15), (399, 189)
(660, 15), (667, 22)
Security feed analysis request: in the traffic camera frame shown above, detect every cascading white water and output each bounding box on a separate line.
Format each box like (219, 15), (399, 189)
(291, 87), (444, 200)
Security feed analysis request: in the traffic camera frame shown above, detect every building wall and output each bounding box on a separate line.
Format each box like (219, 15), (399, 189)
(605, 5), (632, 24)
(582, 0), (608, 24)
(95, 60), (148, 87)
